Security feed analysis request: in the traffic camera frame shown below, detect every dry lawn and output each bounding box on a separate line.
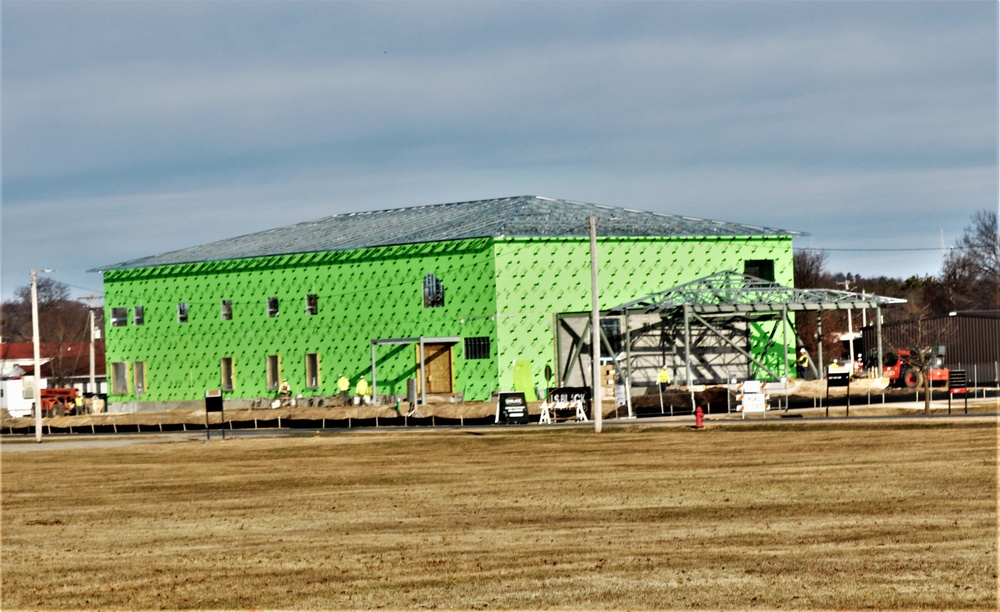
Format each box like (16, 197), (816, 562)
(2, 420), (997, 610)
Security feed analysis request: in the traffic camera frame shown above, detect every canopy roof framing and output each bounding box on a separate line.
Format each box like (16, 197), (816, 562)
(556, 271), (905, 414)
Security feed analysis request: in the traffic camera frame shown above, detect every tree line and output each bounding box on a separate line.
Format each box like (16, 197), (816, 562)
(794, 208), (999, 365)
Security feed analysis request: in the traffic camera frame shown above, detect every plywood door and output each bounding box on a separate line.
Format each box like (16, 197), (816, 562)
(419, 344), (454, 394)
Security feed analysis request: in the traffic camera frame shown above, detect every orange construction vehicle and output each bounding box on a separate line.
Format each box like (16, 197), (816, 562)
(883, 347), (950, 389)
(38, 388), (80, 417)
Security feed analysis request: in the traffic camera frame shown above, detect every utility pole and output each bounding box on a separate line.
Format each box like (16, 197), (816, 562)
(589, 215), (602, 434)
(30, 268), (53, 442)
(78, 295), (103, 395)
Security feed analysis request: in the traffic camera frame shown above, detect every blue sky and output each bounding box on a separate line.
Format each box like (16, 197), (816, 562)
(2, 1), (997, 302)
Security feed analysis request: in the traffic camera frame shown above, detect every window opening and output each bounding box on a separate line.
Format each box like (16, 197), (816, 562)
(133, 306), (144, 326)
(111, 362), (128, 394)
(221, 357), (234, 391)
(423, 274), (445, 308)
(464, 337), (491, 360)
(267, 297), (279, 318)
(134, 361), (146, 396)
(599, 318), (623, 358)
(744, 259), (775, 282)
(266, 355), (281, 390)
(306, 294), (318, 315)
(221, 300), (233, 321)
(111, 307), (128, 327)
(177, 302), (189, 323)
(305, 353), (320, 388)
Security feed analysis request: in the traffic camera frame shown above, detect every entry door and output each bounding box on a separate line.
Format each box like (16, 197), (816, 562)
(419, 344), (454, 394)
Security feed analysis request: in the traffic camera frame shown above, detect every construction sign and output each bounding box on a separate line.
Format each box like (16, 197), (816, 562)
(737, 380), (769, 418)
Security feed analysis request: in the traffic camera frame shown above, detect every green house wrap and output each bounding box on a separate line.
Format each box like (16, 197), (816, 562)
(94, 196), (799, 410)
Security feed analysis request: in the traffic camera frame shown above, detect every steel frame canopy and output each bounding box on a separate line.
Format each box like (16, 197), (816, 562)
(607, 270), (906, 389)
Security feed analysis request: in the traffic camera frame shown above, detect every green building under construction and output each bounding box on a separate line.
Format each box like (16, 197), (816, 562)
(95, 196), (799, 411)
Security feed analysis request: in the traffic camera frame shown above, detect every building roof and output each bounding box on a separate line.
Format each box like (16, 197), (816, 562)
(94, 195), (803, 271)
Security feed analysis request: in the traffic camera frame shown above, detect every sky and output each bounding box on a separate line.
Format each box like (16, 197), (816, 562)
(2, 1), (998, 303)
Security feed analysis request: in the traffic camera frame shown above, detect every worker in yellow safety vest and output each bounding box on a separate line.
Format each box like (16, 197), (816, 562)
(356, 376), (370, 404)
(796, 348), (810, 380)
(657, 366), (671, 392)
(337, 374), (350, 404)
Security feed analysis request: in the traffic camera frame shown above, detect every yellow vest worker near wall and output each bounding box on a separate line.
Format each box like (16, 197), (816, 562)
(338, 374), (350, 404)
(657, 366), (671, 391)
(355, 376), (370, 405)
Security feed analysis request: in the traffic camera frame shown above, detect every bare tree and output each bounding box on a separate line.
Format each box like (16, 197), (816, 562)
(941, 209), (1000, 311)
(1, 279), (97, 386)
(793, 250), (841, 373)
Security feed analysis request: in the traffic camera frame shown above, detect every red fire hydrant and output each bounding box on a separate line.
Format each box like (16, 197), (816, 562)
(695, 406), (705, 429)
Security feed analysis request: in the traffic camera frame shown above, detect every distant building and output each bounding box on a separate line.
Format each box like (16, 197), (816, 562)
(0, 341), (106, 416)
(94, 196), (800, 411)
(861, 310), (1000, 383)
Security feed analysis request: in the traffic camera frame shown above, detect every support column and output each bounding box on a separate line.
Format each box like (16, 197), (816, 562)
(876, 306), (884, 380)
(817, 312), (825, 380)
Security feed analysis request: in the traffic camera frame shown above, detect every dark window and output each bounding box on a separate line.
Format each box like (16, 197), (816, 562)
(744, 259), (775, 282)
(111, 307), (128, 327)
(266, 355), (280, 390)
(134, 361), (146, 395)
(599, 318), (623, 358)
(423, 274), (444, 308)
(267, 297), (279, 318)
(221, 357), (234, 390)
(306, 294), (318, 315)
(306, 353), (320, 388)
(133, 306), (144, 326)
(111, 362), (128, 394)
(221, 300), (233, 321)
(177, 302), (189, 323)
(464, 337), (491, 360)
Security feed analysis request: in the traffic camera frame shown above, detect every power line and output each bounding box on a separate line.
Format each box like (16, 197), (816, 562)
(794, 246), (967, 253)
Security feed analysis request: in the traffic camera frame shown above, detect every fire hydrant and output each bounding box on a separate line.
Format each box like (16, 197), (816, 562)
(695, 406), (705, 429)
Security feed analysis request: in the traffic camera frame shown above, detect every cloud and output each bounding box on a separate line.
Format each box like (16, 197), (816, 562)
(2, 1), (996, 300)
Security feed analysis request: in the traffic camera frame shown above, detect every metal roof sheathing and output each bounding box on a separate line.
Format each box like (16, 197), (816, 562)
(609, 271), (907, 315)
(95, 195), (803, 271)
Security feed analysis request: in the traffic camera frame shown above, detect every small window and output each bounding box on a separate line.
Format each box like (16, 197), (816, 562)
(266, 354), (281, 390)
(423, 274), (444, 308)
(305, 353), (320, 389)
(305, 294), (318, 315)
(111, 307), (128, 327)
(221, 357), (234, 391)
(267, 297), (279, 318)
(221, 300), (233, 321)
(133, 306), (144, 326)
(464, 337), (491, 360)
(111, 362), (128, 394)
(134, 361), (146, 396)
(744, 259), (775, 282)
(177, 302), (189, 323)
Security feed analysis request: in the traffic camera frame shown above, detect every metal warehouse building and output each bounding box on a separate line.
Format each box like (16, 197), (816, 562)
(94, 196), (801, 412)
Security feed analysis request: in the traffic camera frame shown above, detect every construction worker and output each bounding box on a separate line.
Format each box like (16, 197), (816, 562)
(337, 374), (350, 405)
(657, 366), (671, 391)
(356, 376), (370, 404)
(279, 379), (291, 405)
(796, 348), (810, 380)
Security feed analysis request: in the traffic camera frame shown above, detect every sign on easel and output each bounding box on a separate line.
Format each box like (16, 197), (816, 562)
(737, 381), (769, 419)
(496, 392), (529, 424)
(205, 390), (225, 440)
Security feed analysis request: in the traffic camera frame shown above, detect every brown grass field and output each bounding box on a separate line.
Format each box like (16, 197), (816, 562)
(2, 419), (997, 610)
